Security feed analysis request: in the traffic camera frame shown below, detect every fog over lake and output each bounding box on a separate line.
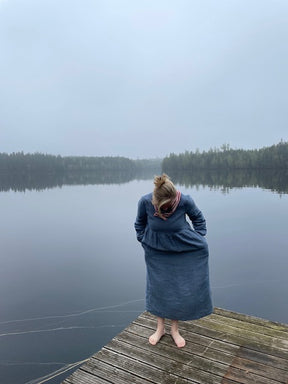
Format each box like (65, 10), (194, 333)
(0, 170), (287, 383)
(1, 1), (288, 382)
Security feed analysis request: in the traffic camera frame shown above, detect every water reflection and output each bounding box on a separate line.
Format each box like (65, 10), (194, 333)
(1, 176), (287, 384)
(0, 168), (287, 195)
(0, 168), (160, 192)
(167, 169), (288, 195)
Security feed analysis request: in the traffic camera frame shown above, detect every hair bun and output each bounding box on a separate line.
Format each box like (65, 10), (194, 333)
(154, 174), (169, 188)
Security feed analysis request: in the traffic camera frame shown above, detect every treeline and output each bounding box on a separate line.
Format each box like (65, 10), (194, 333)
(0, 152), (136, 173)
(0, 152), (162, 191)
(133, 158), (162, 170)
(162, 141), (288, 171)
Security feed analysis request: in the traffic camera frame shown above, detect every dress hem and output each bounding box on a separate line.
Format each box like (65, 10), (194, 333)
(146, 307), (213, 321)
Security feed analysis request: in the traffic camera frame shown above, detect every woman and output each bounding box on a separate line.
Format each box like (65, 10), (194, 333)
(134, 174), (212, 348)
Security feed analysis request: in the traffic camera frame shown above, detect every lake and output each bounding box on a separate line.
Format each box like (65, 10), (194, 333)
(0, 170), (287, 384)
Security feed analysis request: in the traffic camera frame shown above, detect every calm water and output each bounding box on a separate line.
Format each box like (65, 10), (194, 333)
(0, 171), (288, 383)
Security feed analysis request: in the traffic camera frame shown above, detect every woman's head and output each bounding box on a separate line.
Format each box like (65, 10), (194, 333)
(152, 174), (177, 217)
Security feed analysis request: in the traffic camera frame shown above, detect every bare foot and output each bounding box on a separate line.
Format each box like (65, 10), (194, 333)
(149, 330), (165, 345)
(171, 330), (186, 348)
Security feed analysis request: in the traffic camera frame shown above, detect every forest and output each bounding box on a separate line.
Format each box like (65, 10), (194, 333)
(0, 147), (287, 193)
(0, 152), (163, 173)
(0, 152), (162, 191)
(0, 152), (137, 173)
(1, 142), (287, 176)
(162, 141), (288, 171)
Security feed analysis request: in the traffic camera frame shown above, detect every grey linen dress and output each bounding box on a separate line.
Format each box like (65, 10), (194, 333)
(134, 192), (213, 321)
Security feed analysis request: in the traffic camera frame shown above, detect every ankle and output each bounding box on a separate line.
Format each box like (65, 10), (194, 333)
(156, 326), (165, 334)
(171, 325), (179, 334)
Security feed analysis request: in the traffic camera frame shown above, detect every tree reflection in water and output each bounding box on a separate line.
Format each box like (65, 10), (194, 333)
(167, 169), (288, 196)
(0, 168), (287, 195)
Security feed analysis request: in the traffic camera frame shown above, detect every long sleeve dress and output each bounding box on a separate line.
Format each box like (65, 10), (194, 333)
(134, 192), (213, 321)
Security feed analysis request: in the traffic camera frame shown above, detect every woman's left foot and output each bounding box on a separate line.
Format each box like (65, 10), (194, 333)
(171, 330), (186, 348)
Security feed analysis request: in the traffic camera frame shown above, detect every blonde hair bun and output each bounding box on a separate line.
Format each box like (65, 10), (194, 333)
(152, 174), (177, 218)
(154, 174), (169, 188)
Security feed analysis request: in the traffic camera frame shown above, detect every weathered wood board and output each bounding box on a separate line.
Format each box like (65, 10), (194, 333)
(63, 308), (288, 384)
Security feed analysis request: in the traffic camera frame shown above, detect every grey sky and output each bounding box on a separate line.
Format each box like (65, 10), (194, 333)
(1, 0), (287, 158)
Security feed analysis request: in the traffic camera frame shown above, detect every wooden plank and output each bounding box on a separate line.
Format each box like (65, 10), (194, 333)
(112, 330), (233, 375)
(63, 368), (112, 384)
(131, 317), (288, 372)
(193, 317), (288, 351)
(128, 319), (240, 355)
(214, 307), (288, 331)
(230, 354), (288, 384)
(92, 347), (197, 384)
(80, 358), (153, 384)
(62, 309), (288, 384)
(121, 327), (288, 383)
(105, 336), (282, 384)
(209, 313), (288, 339)
(103, 338), (234, 384)
(139, 313), (288, 361)
(122, 326), (238, 364)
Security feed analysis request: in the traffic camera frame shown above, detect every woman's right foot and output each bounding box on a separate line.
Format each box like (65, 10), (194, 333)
(148, 329), (165, 345)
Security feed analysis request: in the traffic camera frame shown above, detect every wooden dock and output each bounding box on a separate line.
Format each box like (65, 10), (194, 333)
(63, 308), (288, 384)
